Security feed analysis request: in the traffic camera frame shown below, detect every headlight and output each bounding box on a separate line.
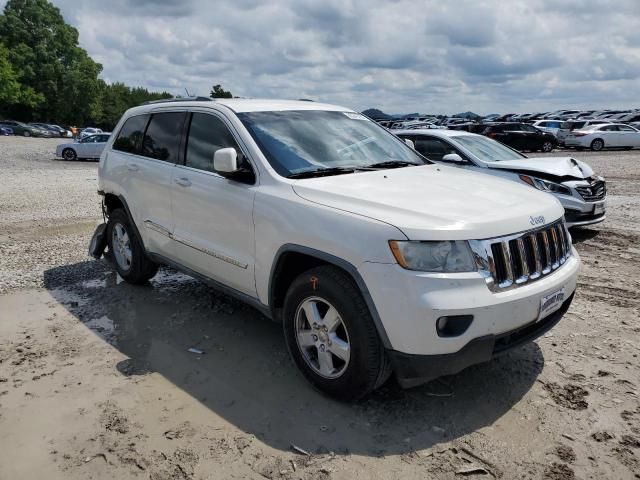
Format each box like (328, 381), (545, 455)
(389, 240), (477, 272)
(519, 175), (572, 195)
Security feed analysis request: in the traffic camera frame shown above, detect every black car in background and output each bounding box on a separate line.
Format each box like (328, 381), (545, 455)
(480, 122), (557, 152)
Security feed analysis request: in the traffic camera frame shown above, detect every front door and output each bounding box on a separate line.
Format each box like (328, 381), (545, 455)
(170, 112), (257, 296)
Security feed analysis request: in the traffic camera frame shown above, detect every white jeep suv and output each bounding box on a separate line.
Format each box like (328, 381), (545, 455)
(91, 98), (580, 400)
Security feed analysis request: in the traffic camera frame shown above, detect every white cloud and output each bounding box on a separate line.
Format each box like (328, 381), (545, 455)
(2, 0), (640, 114)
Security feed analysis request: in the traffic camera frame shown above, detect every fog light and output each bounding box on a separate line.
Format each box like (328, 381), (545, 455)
(436, 315), (473, 337)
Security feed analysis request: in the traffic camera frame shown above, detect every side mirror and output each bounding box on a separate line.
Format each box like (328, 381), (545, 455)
(214, 147), (239, 174)
(442, 153), (465, 163)
(404, 138), (415, 149)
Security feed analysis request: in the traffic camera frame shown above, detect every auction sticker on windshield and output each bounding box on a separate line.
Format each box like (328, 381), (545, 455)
(538, 287), (565, 321)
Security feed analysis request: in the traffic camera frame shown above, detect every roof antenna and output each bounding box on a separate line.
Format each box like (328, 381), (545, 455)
(184, 87), (191, 97)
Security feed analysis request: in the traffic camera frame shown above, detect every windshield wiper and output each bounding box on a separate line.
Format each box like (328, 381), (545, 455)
(287, 167), (358, 179)
(365, 160), (423, 169)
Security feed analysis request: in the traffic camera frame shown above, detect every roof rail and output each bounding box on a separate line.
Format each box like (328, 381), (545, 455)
(142, 96), (213, 105)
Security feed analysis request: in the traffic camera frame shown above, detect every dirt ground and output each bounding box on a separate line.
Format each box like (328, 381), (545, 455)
(1, 137), (639, 479)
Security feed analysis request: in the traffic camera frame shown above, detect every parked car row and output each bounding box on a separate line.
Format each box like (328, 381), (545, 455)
(0, 120), (108, 139)
(0, 120), (73, 138)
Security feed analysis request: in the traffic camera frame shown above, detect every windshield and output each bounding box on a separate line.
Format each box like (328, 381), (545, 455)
(237, 110), (426, 177)
(450, 134), (526, 162)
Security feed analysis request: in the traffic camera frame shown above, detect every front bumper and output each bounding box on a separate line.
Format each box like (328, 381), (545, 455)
(565, 209), (605, 227)
(389, 293), (574, 388)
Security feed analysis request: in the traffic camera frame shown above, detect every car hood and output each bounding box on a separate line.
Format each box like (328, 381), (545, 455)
(292, 165), (564, 240)
(484, 157), (594, 179)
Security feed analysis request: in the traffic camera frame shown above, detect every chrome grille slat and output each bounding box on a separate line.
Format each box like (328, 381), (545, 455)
(540, 230), (552, 274)
(499, 241), (515, 288)
(549, 227), (560, 269)
(515, 238), (529, 284)
(469, 220), (572, 293)
(529, 234), (542, 279)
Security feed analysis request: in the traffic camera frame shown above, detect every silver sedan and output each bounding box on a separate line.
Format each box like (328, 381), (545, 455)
(564, 123), (640, 151)
(56, 133), (111, 160)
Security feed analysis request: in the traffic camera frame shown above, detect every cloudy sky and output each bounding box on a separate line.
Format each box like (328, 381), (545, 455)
(4, 0), (640, 114)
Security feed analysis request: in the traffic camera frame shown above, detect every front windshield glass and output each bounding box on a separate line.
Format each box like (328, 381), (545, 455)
(237, 110), (427, 177)
(451, 135), (526, 162)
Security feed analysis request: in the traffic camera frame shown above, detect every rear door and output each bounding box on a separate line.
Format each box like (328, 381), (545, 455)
(112, 111), (186, 257)
(79, 135), (101, 157)
(598, 125), (620, 146)
(170, 111), (257, 296)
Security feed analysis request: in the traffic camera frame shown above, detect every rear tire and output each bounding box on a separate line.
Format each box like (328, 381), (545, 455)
(107, 209), (158, 284)
(282, 265), (391, 401)
(590, 139), (604, 151)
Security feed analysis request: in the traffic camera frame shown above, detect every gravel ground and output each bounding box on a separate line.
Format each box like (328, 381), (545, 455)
(1, 136), (639, 479)
(0, 137), (101, 292)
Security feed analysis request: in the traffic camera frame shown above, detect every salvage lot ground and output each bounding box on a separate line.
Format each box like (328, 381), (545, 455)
(0, 136), (639, 479)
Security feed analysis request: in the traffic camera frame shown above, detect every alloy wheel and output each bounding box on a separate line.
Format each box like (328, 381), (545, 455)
(112, 222), (132, 271)
(294, 296), (351, 379)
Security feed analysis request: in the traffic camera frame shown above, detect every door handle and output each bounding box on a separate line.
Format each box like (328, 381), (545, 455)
(174, 177), (192, 187)
(127, 163), (139, 172)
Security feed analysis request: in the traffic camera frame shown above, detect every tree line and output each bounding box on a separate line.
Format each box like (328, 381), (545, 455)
(0, 0), (174, 130)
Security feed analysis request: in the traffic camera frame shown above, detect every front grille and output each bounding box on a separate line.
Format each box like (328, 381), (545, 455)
(575, 179), (606, 202)
(471, 221), (572, 292)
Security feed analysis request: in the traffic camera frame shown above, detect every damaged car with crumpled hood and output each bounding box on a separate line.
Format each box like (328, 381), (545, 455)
(396, 129), (606, 227)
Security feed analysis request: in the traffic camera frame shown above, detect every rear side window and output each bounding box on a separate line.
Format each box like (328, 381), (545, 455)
(142, 112), (185, 163)
(185, 113), (242, 173)
(113, 115), (149, 154)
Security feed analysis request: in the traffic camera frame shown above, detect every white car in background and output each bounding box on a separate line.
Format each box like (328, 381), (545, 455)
(79, 127), (103, 139)
(556, 120), (611, 145)
(532, 120), (563, 137)
(56, 133), (111, 160)
(564, 123), (640, 151)
(396, 129), (606, 227)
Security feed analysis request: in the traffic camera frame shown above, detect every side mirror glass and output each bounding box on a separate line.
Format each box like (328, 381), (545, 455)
(442, 153), (465, 163)
(214, 147), (239, 174)
(404, 138), (415, 149)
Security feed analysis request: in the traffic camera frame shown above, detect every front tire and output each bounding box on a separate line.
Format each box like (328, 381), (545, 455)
(23, 130), (31, 137)
(283, 265), (391, 401)
(542, 141), (554, 152)
(62, 148), (77, 161)
(590, 139), (604, 151)
(107, 209), (158, 284)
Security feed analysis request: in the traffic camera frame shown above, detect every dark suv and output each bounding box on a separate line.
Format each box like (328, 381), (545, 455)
(481, 122), (557, 152)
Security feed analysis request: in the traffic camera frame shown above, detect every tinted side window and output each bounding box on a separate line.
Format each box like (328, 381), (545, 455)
(113, 115), (149, 154)
(185, 113), (242, 173)
(142, 112), (185, 163)
(413, 137), (449, 160)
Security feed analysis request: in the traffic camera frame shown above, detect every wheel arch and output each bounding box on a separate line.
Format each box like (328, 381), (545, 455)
(103, 193), (146, 251)
(268, 244), (392, 349)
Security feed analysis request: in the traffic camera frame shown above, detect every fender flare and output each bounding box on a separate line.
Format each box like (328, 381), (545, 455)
(104, 193), (147, 251)
(269, 244), (392, 349)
